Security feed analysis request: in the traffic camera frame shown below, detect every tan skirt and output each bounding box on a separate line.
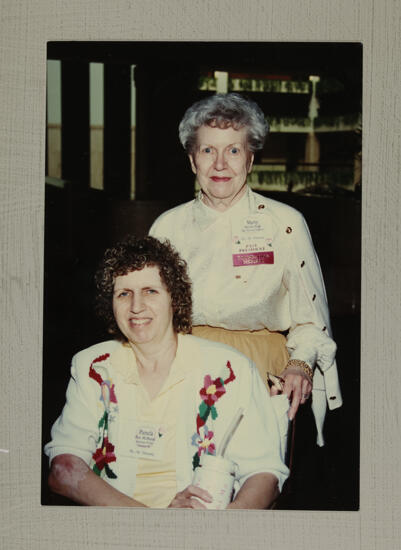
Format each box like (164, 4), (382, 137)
(192, 326), (289, 391)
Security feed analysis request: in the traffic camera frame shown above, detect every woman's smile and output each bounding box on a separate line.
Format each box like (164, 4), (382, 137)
(129, 317), (152, 326)
(210, 176), (232, 182)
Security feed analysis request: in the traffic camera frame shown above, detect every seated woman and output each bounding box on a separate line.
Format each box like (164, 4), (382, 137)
(44, 236), (288, 509)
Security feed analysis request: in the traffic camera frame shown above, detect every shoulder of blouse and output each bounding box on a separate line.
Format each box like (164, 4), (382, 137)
(149, 199), (196, 231)
(183, 333), (255, 379)
(71, 340), (121, 375)
(250, 190), (305, 225)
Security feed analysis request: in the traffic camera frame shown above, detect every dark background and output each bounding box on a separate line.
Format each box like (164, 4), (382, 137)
(42, 42), (361, 510)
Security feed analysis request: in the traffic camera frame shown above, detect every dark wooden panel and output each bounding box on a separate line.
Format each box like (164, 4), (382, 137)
(61, 60), (90, 186)
(134, 63), (199, 202)
(103, 63), (131, 198)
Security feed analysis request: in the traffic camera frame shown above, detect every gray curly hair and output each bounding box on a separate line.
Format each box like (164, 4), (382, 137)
(178, 93), (269, 154)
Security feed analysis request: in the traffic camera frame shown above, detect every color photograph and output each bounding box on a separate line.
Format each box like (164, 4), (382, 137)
(42, 41), (361, 511)
(1, 2), (400, 547)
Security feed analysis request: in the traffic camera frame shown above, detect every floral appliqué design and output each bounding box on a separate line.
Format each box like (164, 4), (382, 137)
(89, 353), (118, 479)
(191, 361), (235, 469)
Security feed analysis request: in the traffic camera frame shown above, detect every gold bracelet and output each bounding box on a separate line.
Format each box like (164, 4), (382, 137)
(285, 359), (313, 380)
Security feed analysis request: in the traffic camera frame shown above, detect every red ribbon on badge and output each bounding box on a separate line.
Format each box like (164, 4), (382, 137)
(232, 251), (274, 266)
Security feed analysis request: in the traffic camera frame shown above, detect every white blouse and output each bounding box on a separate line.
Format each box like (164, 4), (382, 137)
(150, 187), (342, 445)
(44, 335), (289, 500)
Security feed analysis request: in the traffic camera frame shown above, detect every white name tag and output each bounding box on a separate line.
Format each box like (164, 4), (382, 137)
(231, 215), (274, 267)
(129, 422), (167, 460)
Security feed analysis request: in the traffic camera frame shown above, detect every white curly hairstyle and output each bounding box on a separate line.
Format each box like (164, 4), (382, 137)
(178, 93), (269, 154)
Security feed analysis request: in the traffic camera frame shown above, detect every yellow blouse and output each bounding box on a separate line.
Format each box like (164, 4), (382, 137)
(112, 343), (187, 508)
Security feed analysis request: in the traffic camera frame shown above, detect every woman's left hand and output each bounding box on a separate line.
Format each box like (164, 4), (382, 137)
(270, 373), (312, 420)
(167, 485), (213, 509)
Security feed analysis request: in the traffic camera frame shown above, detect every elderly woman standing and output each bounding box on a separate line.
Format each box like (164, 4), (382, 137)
(44, 236), (288, 508)
(149, 93), (342, 445)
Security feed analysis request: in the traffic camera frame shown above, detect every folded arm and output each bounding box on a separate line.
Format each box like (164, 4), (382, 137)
(48, 453), (146, 507)
(227, 473), (279, 509)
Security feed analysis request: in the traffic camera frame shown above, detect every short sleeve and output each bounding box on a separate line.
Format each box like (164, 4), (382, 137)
(44, 353), (100, 464)
(225, 361), (290, 492)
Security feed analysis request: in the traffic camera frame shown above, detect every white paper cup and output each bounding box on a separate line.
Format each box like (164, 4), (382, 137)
(192, 455), (236, 509)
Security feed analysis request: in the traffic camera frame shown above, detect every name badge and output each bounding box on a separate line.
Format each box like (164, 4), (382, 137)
(231, 214), (274, 267)
(130, 422), (167, 460)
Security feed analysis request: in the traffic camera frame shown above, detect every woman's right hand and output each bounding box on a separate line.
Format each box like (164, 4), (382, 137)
(167, 484), (213, 509)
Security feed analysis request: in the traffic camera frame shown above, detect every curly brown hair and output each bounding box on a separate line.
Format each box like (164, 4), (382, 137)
(94, 235), (192, 341)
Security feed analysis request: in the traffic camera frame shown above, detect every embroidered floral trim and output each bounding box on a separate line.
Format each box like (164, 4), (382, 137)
(200, 374), (226, 407)
(92, 436), (117, 478)
(89, 353), (118, 480)
(191, 426), (216, 459)
(192, 361), (236, 469)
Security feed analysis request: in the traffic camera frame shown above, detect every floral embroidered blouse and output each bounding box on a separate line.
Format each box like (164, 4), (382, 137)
(44, 334), (289, 504)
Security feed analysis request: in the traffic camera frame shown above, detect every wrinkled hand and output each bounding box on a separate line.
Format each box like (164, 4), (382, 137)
(167, 484), (213, 509)
(270, 373), (312, 420)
